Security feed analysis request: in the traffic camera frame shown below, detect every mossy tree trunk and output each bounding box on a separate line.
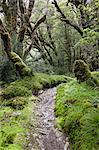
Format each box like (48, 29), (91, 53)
(0, 0), (33, 77)
(0, 30), (32, 77)
(0, 0), (47, 78)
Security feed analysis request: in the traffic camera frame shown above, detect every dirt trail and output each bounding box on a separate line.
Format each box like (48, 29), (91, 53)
(26, 88), (70, 150)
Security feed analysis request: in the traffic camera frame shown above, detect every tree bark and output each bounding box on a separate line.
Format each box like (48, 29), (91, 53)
(0, 19), (33, 77)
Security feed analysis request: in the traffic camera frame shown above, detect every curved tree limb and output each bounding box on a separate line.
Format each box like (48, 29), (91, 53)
(52, 0), (83, 36)
(17, 0), (35, 57)
(61, 18), (83, 36)
(23, 15), (46, 59)
(32, 15), (46, 34)
(28, 0), (35, 18)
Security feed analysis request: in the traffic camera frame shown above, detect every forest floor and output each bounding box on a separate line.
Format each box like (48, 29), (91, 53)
(0, 73), (69, 150)
(26, 87), (70, 150)
(0, 72), (99, 150)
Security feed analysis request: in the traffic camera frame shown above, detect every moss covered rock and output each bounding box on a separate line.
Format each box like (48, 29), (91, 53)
(73, 60), (91, 82)
(73, 60), (99, 87)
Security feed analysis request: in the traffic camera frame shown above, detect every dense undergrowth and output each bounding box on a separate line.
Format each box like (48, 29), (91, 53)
(55, 71), (99, 150)
(0, 73), (68, 150)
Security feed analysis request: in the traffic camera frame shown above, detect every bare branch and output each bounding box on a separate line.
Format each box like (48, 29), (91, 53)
(1, 0), (12, 33)
(23, 43), (33, 60)
(26, 15), (46, 39)
(19, 0), (25, 15)
(0, 19), (7, 33)
(2, 0), (9, 17)
(32, 15), (46, 33)
(37, 33), (55, 51)
(9, 0), (17, 34)
(28, 0), (35, 18)
(45, 20), (57, 56)
(61, 18), (83, 36)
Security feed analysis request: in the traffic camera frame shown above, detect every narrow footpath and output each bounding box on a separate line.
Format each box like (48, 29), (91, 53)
(26, 87), (70, 150)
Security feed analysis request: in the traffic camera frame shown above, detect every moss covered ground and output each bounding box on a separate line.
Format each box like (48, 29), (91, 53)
(0, 73), (68, 150)
(55, 71), (99, 150)
(1, 72), (98, 149)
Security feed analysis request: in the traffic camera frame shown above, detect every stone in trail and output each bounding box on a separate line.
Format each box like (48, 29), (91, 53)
(27, 87), (70, 150)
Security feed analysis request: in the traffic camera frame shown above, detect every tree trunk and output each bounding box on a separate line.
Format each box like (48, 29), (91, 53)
(1, 32), (33, 77)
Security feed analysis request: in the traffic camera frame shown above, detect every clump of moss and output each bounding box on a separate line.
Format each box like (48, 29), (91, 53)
(91, 71), (99, 81)
(74, 60), (91, 82)
(3, 97), (28, 109)
(2, 85), (31, 99)
(1, 73), (68, 100)
(74, 60), (99, 87)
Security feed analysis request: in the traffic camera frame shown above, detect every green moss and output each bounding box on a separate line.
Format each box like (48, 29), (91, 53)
(91, 71), (99, 81)
(2, 97), (29, 109)
(55, 80), (99, 150)
(4, 73), (68, 93)
(0, 73), (69, 149)
(0, 96), (37, 150)
(74, 60), (99, 87)
(74, 60), (91, 82)
(10, 52), (22, 63)
(21, 67), (32, 77)
(2, 85), (31, 99)
(10, 52), (33, 77)
(0, 107), (25, 149)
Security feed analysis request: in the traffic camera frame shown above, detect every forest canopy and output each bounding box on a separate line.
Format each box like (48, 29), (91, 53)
(0, 0), (99, 80)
